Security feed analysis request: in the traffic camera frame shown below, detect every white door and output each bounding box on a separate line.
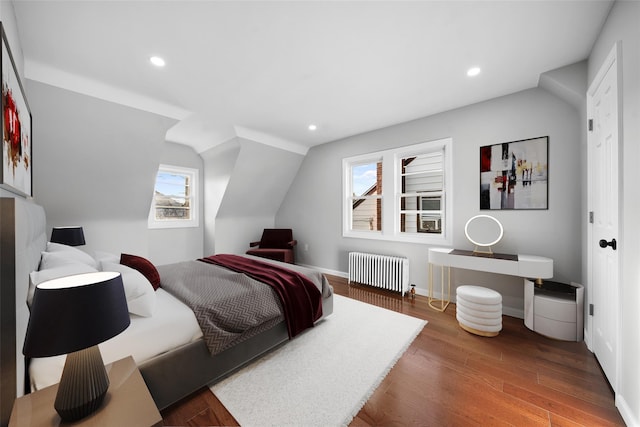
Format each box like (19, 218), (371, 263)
(587, 44), (620, 391)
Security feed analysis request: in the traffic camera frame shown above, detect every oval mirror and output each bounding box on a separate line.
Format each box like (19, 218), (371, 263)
(464, 215), (503, 254)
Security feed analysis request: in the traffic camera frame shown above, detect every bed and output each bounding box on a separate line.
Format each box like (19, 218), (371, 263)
(0, 197), (333, 422)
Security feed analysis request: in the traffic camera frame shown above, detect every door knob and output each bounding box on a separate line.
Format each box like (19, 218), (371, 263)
(599, 238), (617, 250)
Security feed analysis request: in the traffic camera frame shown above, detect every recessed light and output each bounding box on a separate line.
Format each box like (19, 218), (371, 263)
(150, 56), (166, 67)
(467, 67), (481, 77)
(308, 124), (317, 131)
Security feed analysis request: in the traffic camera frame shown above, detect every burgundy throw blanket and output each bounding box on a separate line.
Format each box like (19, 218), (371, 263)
(199, 254), (322, 338)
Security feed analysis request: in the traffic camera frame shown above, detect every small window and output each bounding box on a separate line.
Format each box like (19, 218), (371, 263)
(148, 165), (198, 229)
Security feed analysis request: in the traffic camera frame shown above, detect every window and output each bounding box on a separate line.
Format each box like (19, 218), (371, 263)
(349, 160), (382, 231)
(399, 150), (444, 234)
(148, 164), (198, 229)
(343, 138), (452, 244)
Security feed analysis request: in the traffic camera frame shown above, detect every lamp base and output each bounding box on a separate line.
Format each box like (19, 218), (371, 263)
(54, 345), (109, 422)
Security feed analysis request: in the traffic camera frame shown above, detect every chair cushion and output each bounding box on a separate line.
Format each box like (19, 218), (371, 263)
(247, 248), (294, 264)
(259, 229), (293, 249)
(456, 285), (502, 305)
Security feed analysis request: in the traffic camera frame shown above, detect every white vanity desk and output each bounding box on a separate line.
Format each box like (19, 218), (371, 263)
(433, 215), (581, 341)
(427, 247), (554, 311)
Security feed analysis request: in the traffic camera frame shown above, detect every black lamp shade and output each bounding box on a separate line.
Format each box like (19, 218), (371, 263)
(23, 272), (130, 358)
(51, 226), (86, 246)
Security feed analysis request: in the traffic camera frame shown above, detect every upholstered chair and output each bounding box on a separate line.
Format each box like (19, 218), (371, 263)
(246, 229), (297, 264)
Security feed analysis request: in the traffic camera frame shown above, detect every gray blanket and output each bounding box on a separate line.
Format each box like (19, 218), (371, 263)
(157, 260), (285, 355)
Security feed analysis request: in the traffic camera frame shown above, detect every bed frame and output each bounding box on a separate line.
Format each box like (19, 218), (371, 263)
(140, 287), (333, 410)
(0, 197), (333, 421)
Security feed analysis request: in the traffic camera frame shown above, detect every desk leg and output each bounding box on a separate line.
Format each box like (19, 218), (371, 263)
(428, 263), (451, 312)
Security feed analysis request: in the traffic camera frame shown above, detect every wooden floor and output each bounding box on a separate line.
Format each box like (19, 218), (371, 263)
(161, 274), (625, 426)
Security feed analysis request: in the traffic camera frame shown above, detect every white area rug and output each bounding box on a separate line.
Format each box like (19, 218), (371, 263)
(210, 294), (426, 427)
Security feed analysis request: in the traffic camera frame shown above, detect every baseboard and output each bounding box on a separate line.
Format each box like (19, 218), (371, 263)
(301, 263), (525, 318)
(501, 307), (525, 319)
(616, 393), (639, 427)
(298, 263), (347, 279)
(583, 328), (592, 351)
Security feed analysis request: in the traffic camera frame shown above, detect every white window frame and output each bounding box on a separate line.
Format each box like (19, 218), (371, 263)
(148, 164), (199, 229)
(342, 137), (453, 245)
(343, 155), (383, 234)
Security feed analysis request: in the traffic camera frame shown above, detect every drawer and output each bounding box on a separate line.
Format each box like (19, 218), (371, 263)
(534, 294), (576, 322)
(534, 315), (577, 341)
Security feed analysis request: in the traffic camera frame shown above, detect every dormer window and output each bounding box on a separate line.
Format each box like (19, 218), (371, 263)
(148, 164), (198, 229)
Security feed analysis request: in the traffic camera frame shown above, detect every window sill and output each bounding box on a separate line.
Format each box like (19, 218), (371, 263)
(343, 230), (451, 246)
(148, 221), (199, 230)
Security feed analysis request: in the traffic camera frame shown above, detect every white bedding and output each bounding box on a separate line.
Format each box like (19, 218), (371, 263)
(29, 288), (202, 391)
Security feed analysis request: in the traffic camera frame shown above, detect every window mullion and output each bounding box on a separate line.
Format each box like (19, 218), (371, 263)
(380, 151), (394, 236)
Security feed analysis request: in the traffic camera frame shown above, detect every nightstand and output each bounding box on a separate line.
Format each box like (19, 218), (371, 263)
(524, 279), (584, 341)
(9, 356), (162, 427)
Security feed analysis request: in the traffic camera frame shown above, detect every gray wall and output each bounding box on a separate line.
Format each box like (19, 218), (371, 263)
(201, 140), (241, 256)
(149, 142), (204, 265)
(0, 3), (23, 77)
(539, 60), (590, 321)
(588, 1), (640, 424)
(278, 86), (582, 318)
(202, 137), (304, 256)
(26, 80), (203, 265)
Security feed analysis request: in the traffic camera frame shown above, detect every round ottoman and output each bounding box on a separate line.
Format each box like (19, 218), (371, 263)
(456, 285), (502, 337)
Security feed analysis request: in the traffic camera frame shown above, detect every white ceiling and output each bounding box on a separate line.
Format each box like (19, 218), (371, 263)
(13, 0), (613, 154)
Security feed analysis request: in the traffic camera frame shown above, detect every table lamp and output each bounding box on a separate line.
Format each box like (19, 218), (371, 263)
(50, 226), (86, 246)
(23, 272), (130, 422)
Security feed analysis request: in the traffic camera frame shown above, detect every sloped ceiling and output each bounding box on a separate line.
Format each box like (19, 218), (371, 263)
(14, 1), (613, 153)
(216, 139), (304, 218)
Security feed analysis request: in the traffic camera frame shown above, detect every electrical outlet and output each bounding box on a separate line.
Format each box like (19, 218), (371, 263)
(304, 243), (309, 251)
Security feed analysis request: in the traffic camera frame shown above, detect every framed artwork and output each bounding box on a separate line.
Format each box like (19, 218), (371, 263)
(480, 136), (548, 210)
(1, 22), (32, 197)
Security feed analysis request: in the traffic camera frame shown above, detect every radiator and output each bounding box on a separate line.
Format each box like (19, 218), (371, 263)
(348, 252), (409, 294)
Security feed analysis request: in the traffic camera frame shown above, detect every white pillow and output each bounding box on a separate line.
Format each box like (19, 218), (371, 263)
(39, 251), (97, 271)
(28, 263), (98, 307)
(94, 250), (120, 265)
(102, 262), (156, 317)
(44, 243), (99, 269)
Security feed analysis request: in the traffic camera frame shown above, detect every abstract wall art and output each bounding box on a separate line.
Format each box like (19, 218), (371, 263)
(480, 136), (548, 210)
(1, 22), (32, 197)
